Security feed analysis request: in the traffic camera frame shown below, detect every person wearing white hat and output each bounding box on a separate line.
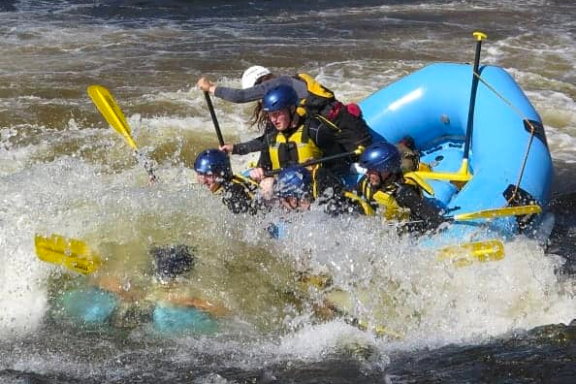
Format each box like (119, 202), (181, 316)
(197, 66), (372, 152)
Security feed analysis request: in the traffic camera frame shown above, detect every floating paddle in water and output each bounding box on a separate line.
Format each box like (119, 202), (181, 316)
(304, 278), (404, 339)
(35, 234), (102, 274)
(436, 239), (505, 267)
(438, 204), (538, 264)
(87, 85), (158, 183)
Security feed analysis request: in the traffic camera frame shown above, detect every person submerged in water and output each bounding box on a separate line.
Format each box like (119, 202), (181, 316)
(267, 165), (361, 238)
(58, 245), (228, 335)
(274, 165), (359, 215)
(194, 148), (265, 215)
(145, 244), (228, 334)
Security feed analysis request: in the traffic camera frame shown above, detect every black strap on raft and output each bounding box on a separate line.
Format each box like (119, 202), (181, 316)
(523, 119), (548, 149)
(503, 184), (539, 231)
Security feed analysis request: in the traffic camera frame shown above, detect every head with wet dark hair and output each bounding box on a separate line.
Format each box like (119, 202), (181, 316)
(151, 244), (195, 283)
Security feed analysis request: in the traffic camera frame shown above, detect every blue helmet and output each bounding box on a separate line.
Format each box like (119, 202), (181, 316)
(194, 149), (232, 178)
(151, 245), (195, 281)
(275, 165), (313, 199)
(359, 141), (401, 173)
(262, 85), (299, 112)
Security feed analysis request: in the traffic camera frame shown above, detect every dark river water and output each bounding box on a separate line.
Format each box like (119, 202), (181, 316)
(0, 1), (575, 383)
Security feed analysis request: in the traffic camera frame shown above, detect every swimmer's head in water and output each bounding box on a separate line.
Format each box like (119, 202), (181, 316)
(151, 244), (195, 283)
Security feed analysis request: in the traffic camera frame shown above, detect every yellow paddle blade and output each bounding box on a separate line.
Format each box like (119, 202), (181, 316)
(453, 204), (542, 221)
(34, 234), (102, 274)
(436, 239), (505, 267)
(87, 85), (138, 151)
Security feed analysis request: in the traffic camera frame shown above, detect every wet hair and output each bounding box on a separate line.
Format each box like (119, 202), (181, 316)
(151, 244), (195, 280)
(248, 73), (274, 131)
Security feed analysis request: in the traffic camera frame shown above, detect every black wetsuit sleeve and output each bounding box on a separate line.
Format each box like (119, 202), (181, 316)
(307, 118), (351, 176)
(395, 185), (444, 228)
(214, 76), (308, 103)
(314, 167), (344, 200)
(314, 167), (361, 216)
(221, 183), (258, 215)
(232, 135), (268, 155)
(257, 149), (273, 171)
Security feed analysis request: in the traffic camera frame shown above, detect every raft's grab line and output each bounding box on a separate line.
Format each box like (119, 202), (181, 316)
(359, 63), (553, 242)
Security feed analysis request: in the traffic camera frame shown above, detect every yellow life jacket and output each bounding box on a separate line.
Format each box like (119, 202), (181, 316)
(343, 191), (375, 216)
(231, 174), (259, 198)
(269, 124), (323, 170)
(372, 189), (410, 220)
(294, 73), (337, 117)
(360, 174), (433, 220)
(359, 178), (406, 220)
(214, 174), (259, 198)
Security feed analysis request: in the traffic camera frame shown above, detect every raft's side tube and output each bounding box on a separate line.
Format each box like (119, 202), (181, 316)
(359, 63), (552, 238)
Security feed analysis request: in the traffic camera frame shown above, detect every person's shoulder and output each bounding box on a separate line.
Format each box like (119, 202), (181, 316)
(397, 181), (421, 197)
(264, 76), (292, 87)
(303, 114), (324, 127)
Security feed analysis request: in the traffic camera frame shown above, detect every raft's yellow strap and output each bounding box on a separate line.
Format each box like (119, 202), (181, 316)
(404, 172), (435, 196)
(315, 115), (341, 132)
(411, 163), (473, 183)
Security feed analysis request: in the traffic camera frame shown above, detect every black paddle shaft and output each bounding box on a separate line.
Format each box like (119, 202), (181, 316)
(204, 91), (225, 146)
(463, 34), (485, 161)
(263, 149), (359, 177)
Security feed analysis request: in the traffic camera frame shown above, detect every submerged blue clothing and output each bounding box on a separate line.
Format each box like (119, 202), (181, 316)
(59, 287), (218, 335)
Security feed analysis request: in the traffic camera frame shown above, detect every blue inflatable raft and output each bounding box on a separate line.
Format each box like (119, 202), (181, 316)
(359, 63), (553, 246)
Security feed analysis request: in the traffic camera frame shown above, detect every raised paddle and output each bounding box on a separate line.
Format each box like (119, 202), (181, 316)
(203, 91), (225, 147)
(35, 234), (102, 274)
(87, 85), (158, 183)
(457, 31), (487, 181)
(410, 31), (487, 184)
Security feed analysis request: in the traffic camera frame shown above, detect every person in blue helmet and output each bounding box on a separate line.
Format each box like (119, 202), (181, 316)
(220, 85), (362, 193)
(353, 141), (444, 232)
(267, 165), (317, 239)
(274, 165), (315, 212)
(273, 165), (360, 216)
(58, 245), (227, 335)
(197, 66), (373, 149)
(194, 148), (263, 215)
